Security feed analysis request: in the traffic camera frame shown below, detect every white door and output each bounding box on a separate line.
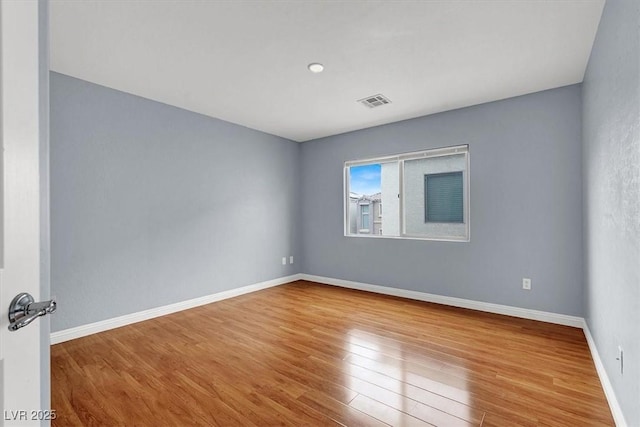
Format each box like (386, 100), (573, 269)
(0, 1), (51, 426)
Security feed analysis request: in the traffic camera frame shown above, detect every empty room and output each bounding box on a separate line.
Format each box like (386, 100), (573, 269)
(1, 0), (638, 426)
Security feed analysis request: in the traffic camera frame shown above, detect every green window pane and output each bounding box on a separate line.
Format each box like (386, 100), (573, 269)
(425, 172), (463, 223)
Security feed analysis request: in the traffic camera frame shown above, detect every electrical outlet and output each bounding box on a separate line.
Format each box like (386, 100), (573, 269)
(522, 278), (531, 290)
(289, 256), (294, 264)
(281, 257), (287, 265)
(617, 346), (624, 374)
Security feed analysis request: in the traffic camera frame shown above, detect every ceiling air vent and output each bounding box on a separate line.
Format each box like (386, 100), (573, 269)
(358, 94), (391, 109)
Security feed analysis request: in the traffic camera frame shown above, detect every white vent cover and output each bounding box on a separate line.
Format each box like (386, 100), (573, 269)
(358, 94), (391, 108)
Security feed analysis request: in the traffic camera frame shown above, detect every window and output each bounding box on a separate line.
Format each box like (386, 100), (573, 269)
(360, 204), (370, 231)
(344, 145), (469, 241)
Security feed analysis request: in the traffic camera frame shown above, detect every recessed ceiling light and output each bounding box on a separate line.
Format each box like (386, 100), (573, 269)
(308, 63), (324, 73)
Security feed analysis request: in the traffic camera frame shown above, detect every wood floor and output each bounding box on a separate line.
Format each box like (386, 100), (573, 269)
(51, 280), (614, 426)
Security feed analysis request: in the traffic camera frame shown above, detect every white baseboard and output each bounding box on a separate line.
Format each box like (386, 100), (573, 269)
(50, 274), (303, 344)
(582, 322), (627, 427)
(300, 274), (584, 327)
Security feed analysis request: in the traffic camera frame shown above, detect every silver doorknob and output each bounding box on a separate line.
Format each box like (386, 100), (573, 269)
(8, 292), (56, 331)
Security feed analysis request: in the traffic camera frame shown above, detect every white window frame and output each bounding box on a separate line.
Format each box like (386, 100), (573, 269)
(344, 145), (470, 242)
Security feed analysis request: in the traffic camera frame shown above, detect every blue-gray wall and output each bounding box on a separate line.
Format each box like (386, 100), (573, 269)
(50, 77), (585, 324)
(301, 85), (583, 316)
(582, 0), (640, 424)
(50, 72), (301, 331)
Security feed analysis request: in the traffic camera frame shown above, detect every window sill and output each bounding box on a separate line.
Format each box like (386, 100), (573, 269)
(344, 233), (469, 243)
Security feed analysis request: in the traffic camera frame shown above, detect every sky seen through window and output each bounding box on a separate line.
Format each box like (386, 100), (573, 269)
(349, 164), (381, 196)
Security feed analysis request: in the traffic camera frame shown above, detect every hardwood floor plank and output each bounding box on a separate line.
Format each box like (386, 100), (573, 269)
(480, 411), (538, 427)
(349, 394), (430, 426)
(408, 400), (476, 427)
(297, 389), (390, 427)
(52, 281), (614, 426)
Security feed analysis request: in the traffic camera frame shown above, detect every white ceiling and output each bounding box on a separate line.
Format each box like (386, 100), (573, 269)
(50, 1), (605, 142)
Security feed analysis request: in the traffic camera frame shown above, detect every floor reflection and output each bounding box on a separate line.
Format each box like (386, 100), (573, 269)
(343, 329), (479, 426)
